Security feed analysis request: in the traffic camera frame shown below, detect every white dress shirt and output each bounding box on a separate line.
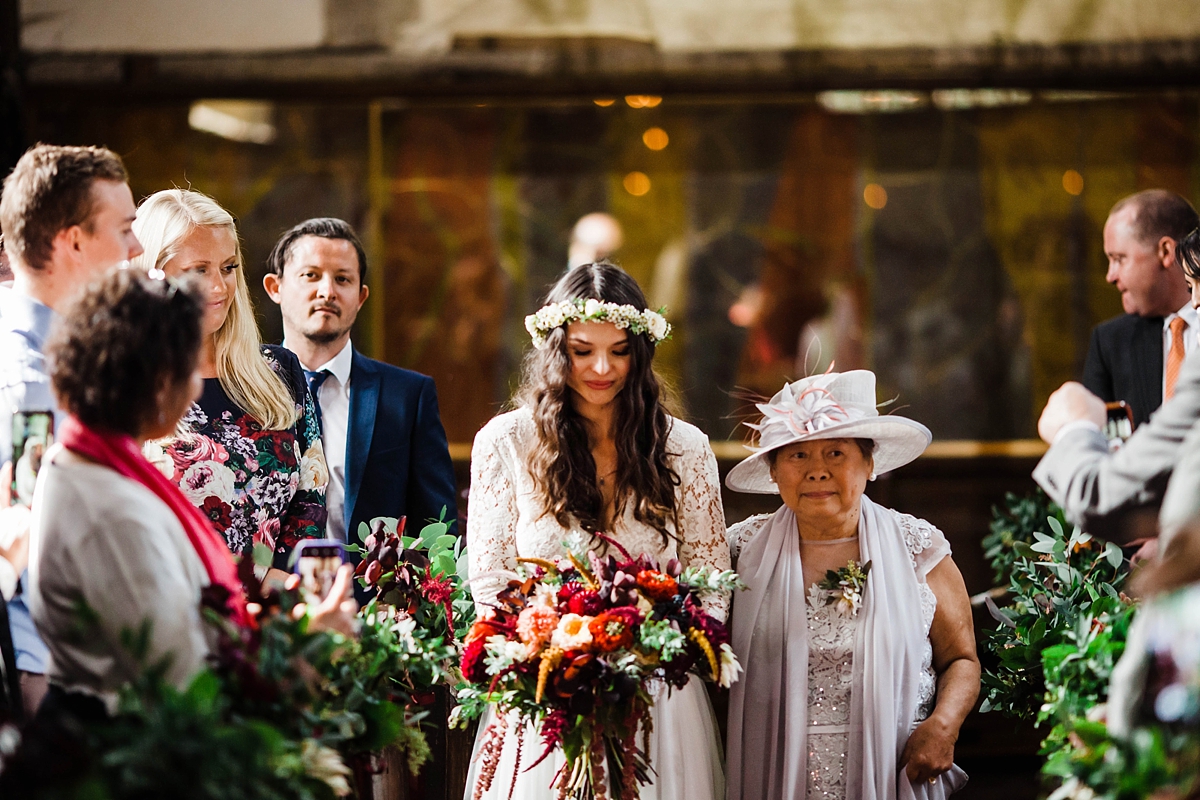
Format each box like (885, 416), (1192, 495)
(290, 338), (354, 542)
(1162, 302), (1200, 399)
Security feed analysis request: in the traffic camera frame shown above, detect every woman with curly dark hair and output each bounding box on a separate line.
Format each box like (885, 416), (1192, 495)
(465, 262), (730, 800)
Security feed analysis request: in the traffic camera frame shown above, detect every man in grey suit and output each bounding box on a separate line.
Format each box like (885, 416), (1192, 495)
(1034, 348), (1200, 545)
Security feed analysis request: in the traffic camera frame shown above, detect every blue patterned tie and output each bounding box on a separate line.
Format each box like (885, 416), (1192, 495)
(304, 369), (332, 430)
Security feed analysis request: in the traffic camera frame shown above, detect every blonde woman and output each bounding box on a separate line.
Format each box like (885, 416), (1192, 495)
(131, 190), (327, 569)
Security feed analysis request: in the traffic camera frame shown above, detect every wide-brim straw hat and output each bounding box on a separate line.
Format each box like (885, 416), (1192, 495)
(725, 370), (932, 494)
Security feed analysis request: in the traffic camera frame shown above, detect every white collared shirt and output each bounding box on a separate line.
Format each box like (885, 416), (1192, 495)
(289, 338), (354, 542)
(1163, 302), (1200, 399)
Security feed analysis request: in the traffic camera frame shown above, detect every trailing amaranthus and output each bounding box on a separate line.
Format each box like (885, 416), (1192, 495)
(687, 627), (719, 681)
(537, 647), (564, 703)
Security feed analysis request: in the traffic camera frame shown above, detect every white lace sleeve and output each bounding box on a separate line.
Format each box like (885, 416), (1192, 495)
(893, 510), (952, 582)
(726, 513), (773, 560)
(673, 426), (732, 621)
(466, 419), (520, 613)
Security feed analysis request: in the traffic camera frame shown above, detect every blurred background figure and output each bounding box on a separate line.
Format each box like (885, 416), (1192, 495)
(567, 212), (623, 269)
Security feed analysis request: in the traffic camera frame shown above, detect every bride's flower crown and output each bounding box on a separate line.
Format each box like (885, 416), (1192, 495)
(524, 298), (672, 350)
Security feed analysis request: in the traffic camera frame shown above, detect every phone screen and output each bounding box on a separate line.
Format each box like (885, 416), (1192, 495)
(11, 411), (54, 507)
(1104, 401), (1133, 446)
(294, 540), (345, 603)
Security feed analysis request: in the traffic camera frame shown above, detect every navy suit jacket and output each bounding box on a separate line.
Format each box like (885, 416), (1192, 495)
(1081, 313), (1164, 428)
(343, 348), (458, 559)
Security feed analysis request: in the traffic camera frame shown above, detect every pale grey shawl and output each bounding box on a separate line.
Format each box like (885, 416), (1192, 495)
(726, 495), (967, 800)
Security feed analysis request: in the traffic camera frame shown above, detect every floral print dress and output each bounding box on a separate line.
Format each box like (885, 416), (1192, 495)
(149, 345), (328, 568)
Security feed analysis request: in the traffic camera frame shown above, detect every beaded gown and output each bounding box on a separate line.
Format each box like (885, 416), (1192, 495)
(728, 514), (943, 800)
(465, 407), (731, 800)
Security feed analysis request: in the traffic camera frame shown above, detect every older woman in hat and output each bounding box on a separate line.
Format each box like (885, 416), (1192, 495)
(725, 371), (979, 800)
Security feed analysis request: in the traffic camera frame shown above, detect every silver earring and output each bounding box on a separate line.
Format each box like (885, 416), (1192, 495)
(869, 472), (877, 481)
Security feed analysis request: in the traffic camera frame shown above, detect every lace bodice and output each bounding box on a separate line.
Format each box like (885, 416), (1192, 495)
(467, 408), (731, 620)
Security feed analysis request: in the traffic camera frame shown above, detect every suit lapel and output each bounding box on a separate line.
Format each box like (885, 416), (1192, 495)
(345, 348), (379, 538)
(1132, 316), (1164, 421)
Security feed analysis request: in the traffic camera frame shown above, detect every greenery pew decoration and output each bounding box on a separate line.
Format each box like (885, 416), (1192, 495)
(980, 492), (1200, 799)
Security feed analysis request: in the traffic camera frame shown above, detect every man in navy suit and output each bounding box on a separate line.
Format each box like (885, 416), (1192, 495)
(263, 218), (457, 568)
(1083, 190), (1199, 427)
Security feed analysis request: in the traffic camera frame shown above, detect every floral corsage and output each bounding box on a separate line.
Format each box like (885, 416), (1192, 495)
(818, 560), (871, 617)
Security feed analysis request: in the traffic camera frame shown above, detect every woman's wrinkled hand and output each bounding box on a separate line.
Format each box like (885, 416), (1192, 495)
(900, 714), (957, 784)
(289, 563), (359, 638)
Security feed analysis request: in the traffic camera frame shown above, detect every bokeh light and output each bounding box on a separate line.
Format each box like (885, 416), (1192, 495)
(593, 99), (616, 107)
(1062, 169), (1084, 196)
(625, 95), (663, 109)
(624, 171), (651, 196)
(863, 183), (888, 209)
(643, 127), (669, 150)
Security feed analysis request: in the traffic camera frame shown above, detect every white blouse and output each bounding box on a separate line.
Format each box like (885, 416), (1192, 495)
(467, 407), (731, 620)
(27, 447), (211, 711)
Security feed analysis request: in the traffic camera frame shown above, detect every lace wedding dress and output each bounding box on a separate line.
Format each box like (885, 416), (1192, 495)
(728, 513), (942, 800)
(464, 407), (731, 800)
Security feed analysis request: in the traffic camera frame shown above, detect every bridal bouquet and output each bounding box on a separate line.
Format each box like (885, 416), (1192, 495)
(457, 534), (743, 800)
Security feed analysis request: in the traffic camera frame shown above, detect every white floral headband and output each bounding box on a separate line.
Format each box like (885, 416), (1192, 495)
(524, 298), (672, 350)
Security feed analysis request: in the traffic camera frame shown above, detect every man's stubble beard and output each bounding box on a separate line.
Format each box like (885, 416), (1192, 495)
(304, 326), (350, 346)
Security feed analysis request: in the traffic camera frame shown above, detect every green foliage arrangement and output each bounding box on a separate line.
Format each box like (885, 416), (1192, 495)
(349, 508), (474, 646)
(980, 494), (1200, 798)
(981, 489), (1068, 586)
(0, 541), (458, 798)
(980, 515), (1131, 721)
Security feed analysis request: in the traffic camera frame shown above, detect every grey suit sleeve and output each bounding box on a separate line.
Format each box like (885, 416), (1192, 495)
(1157, 416), (1200, 546)
(1033, 348), (1200, 529)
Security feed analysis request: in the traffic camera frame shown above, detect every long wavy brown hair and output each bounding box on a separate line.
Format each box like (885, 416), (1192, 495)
(517, 262), (679, 541)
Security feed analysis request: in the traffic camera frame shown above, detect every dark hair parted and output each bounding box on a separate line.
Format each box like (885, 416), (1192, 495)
(1179, 228), (1200, 281)
(0, 144), (128, 271)
(766, 438), (876, 466)
(517, 262), (679, 541)
(1110, 190), (1200, 248)
(267, 217), (368, 283)
(49, 269), (203, 437)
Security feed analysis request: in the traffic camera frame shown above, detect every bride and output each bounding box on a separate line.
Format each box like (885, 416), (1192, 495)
(464, 262), (730, 800)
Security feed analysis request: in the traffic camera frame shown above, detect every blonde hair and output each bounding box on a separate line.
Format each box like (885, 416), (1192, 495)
(131, 189), (298, 430)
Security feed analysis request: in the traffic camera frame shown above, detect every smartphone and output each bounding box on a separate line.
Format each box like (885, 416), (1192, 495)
(1104, 401), (1134, 447)
(293, 540), (345, 603)
(11, 411), (54, 507)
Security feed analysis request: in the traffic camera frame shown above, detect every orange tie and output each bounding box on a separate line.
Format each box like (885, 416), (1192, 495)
(1166, 316), (1187, 399)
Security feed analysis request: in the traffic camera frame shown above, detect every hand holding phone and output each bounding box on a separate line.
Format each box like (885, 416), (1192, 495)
(293, 540), (346, 604)
(1104, 401), (1134, 448)
(11, 410), (54, 507)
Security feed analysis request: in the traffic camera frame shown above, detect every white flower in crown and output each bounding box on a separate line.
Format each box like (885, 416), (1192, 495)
(648, 312), (669, 341)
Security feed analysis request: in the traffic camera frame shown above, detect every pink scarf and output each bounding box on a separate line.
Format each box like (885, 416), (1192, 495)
(59, 415), (249, 626)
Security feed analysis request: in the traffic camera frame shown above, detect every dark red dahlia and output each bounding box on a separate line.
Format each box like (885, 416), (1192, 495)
(461, 638), (489, 684)
(567, 589), (605, 616)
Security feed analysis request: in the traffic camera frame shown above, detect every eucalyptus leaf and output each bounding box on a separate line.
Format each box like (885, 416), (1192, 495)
(1047, 516), (1065, 539)
(1105, 542), (1124, 569)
